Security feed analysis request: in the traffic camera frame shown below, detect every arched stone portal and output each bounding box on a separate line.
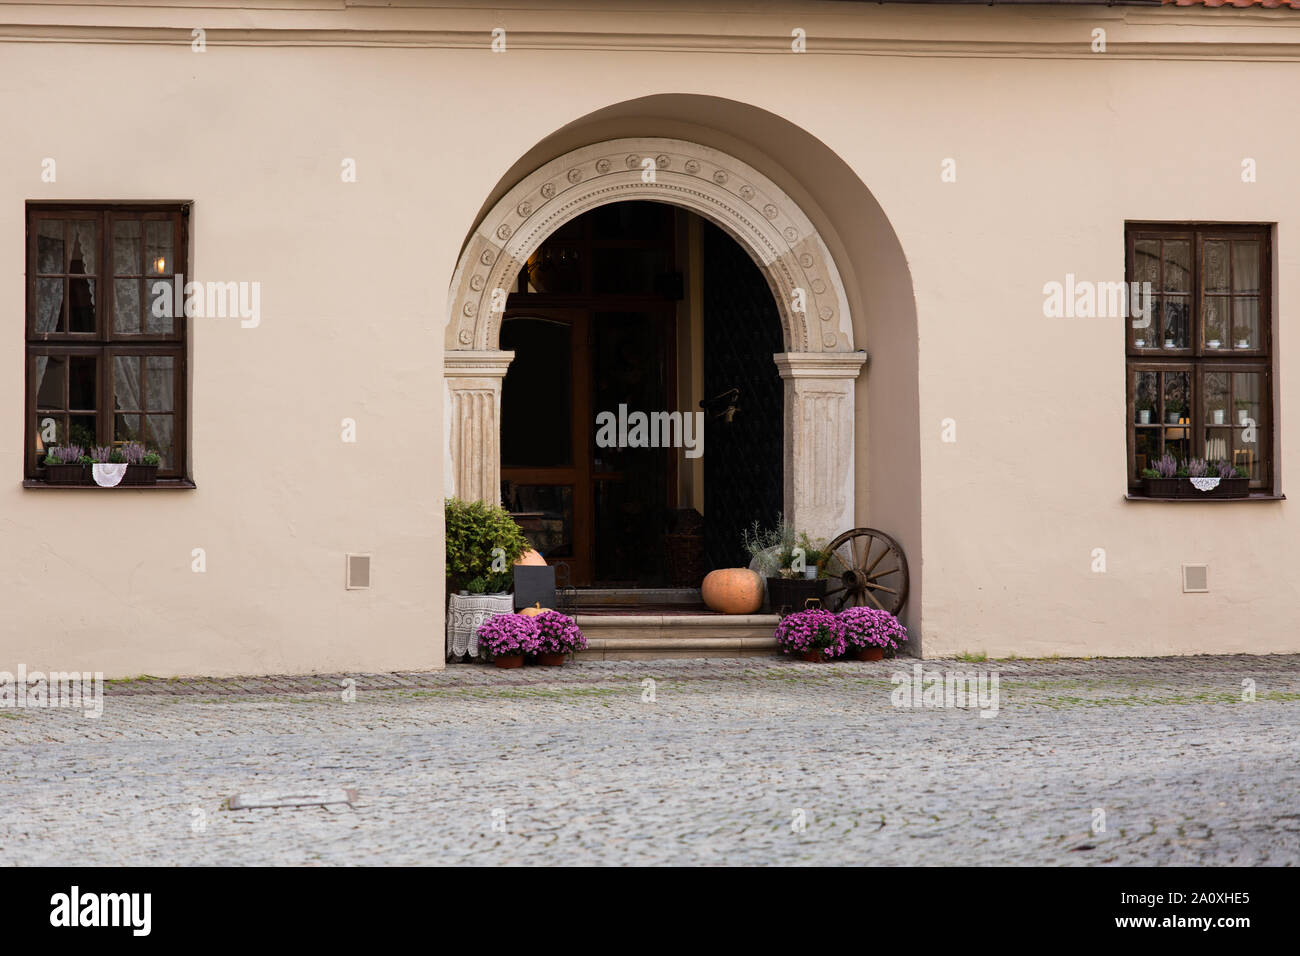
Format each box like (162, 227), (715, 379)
(445, 137), (866, 540)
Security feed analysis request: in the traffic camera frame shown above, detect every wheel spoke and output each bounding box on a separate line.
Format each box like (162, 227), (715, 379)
(862, 545), (889, 577)
(867, 566), (900, 582)
(862, 588), (885, 610)
(867, 583), (899, 596)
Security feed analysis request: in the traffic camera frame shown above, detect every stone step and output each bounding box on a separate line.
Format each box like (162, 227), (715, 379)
(567, 587), (703, 608)
(574, 612), (780, 660)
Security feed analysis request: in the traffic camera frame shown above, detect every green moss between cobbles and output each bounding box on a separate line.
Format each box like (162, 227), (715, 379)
(1014, 689), (1300, 709)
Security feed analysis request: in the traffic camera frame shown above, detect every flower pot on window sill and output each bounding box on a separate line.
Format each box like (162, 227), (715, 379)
(1165, 411), (1183, 425)
(1142, 476), (1182, 499)
(1144, 477), (1249, 499)
(1207, 339), (1222, 349)
(44, 463), (88, 486)
(1137, 410), (1151, 424)
(1191, 477), (1249, 499)
(1236, 339), (1250, 349)
(122, 464), (159, 486)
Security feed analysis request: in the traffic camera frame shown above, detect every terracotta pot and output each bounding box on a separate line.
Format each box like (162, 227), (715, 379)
(799, 649), (825, 663)
(515, 549), (547, 566)
(537, 652), (567, 667)
(853, 646), (885, 662)
(492, 654), (524, 669)
(701, 568), (763, 614)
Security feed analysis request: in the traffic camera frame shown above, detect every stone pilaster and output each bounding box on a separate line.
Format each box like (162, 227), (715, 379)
(773, 351), (868, 541)
(444, 350), (515, 504)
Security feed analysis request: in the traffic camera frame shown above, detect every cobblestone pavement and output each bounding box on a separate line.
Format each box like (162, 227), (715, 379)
(1, 655), (1297, 865)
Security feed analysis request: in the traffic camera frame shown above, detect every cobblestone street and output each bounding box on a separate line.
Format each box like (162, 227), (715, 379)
(1, 655), (1297, 866)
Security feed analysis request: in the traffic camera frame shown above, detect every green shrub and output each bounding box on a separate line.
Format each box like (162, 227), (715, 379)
(445, 497), (529, 593)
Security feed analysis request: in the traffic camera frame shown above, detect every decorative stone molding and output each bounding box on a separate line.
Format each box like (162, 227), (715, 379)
(446, 138), (854, 354)
(774, 351), (868, 541)
(444, 140), (866, 523)
(444, 350), (514, 504)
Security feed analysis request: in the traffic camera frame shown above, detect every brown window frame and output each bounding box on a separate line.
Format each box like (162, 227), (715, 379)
(24, 202), (190, 483)
(1125, 222), (1273, 495)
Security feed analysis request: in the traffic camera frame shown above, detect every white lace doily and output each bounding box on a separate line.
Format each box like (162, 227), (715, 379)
(1189, 476), (1221, 492)
(92, 463), (128, 487)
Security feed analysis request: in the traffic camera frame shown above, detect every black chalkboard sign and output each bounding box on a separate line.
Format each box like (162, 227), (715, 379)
(513, 565), (557, 612)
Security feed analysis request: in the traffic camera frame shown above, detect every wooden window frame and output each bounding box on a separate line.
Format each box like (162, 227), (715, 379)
(24, 202), (190, 483)
(1125, 222), (1273, 495)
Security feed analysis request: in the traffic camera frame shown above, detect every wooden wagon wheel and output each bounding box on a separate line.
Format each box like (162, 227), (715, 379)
(817, 528), (909, 615)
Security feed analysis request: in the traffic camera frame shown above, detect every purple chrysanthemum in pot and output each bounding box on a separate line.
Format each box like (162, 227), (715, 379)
(532, 610), (587, 654)
(838, 606), (908, 651)
(774, 607), (845, 658)
(476, 613), (539, 658)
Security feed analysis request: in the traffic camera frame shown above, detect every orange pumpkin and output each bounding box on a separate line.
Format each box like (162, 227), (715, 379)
(701, 568), (763, 615)
(515, 549), (547, 567)
(519, 602), (551, 617)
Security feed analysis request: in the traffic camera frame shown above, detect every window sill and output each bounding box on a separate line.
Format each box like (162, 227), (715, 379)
(1125, 492), (1284, 503)
(23, 479), (196, 490)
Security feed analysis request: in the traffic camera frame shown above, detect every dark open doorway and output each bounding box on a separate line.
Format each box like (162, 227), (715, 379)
(499, 201), (782, 588)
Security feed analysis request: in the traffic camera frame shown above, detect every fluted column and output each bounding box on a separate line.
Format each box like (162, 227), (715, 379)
(445, 350), (515, 504)
(774, 351), (868, 541)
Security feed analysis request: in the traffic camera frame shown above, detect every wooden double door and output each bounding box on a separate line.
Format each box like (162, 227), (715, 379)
(499, 306), (676, 587)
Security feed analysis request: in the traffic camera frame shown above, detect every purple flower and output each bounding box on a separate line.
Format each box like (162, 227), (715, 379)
(476, 613), (541, 658)
(837, 606), (908, 651)
(774, 608), (846, 658)
(47, 445), (84, 465)
(532, 610), (587, 654)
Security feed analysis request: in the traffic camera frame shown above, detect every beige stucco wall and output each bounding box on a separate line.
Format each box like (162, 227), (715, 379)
(1, 1), (1297, 674)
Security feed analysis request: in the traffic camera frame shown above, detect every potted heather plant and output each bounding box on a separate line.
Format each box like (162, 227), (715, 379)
(475, 613), (539, 669)
(43, 445), (89, 485)
(531, 610), (587, 666)
(121, 441), (161, 486)
(89, 445), (128, 487)
(838, 606), (908, 662)
(1182, 458), (1248, 499)
(1165, 398), (1186, 424)
(773, 606), (845, 663)
(1233, 324), (1252, 349)
(1140, 452), (1180, 498)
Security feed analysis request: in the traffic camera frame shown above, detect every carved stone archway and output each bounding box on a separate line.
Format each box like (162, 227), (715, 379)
(445, 137), (866, 539)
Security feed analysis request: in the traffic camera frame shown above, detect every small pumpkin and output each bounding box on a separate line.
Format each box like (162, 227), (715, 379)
(515, 549), (547, 567)
(519, 602), (552, 617)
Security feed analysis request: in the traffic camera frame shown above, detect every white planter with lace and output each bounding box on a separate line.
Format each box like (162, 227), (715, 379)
(446, 592), (514, 660)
